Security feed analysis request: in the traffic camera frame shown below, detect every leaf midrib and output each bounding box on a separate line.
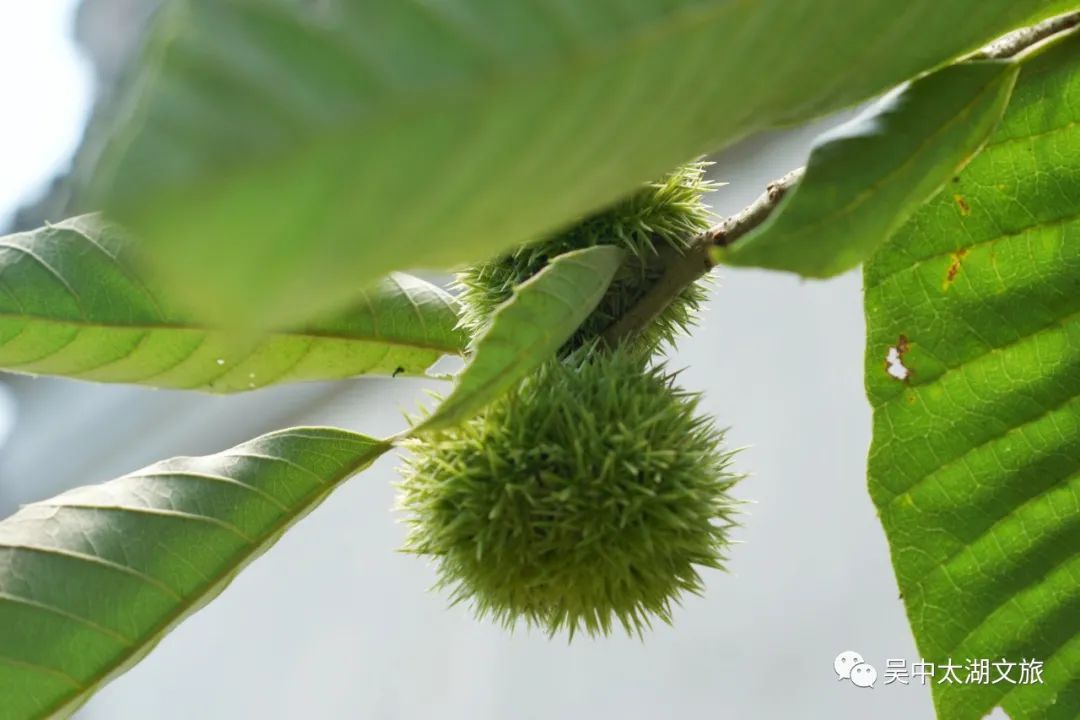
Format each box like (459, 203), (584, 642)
(39, 434), (390, 720)
(0, 312), (464, 355)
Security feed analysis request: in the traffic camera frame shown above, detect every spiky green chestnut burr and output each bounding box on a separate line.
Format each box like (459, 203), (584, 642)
(397, 347), (741, 637)
(456, 163), (716, 350)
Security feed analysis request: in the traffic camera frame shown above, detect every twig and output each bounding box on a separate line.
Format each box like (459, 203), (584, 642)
(600, 169), (801, 346)
(709, 168), (804, 249)
(601, 10), (1080, 348)
(978, 11), (1080, 59)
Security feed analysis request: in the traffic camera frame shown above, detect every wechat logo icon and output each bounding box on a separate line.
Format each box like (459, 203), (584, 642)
(835, 650), (877, 689)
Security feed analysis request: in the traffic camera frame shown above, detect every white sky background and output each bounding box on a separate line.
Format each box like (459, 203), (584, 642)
(0, 3), (93, 226)
(0, 2), (92, 445)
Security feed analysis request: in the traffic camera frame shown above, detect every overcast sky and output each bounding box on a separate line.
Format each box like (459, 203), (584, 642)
(0, 3), (92, 226)
(0, 2), (91, 442)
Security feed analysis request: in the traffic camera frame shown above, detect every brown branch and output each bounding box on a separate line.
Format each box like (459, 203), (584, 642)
(709, 168), (804, 249)
(600, 169), (802, 346)
(978, 11), (1080, 60)
(601, 11), (1080, 348)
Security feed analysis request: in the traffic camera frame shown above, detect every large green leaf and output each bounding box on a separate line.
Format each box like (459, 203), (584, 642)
(417, 245), (624, 432)
(91, 0), (1078, 328)
(0, 428), (389, 719)
(0, 216), (465, 393)
(719, 58), (1019, 277)
(865, 30), (1080, 720)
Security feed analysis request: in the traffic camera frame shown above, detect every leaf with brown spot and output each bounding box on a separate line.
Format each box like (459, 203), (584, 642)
(864, 29), (1080, 720)
(718, 58), (1019, 277)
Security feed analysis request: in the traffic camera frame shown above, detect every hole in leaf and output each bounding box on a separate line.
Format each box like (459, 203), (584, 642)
(885, 336), (911, 381)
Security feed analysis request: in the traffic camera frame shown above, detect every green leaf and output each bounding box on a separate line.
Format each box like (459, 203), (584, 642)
(91, 0), (1076, 327)
(718, 59), (1020, 277)
(865, 30), (1080, 720)
(417, 245), (625, 433)
(0, 216), (465, 393)
(0, 427), (390, 719)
